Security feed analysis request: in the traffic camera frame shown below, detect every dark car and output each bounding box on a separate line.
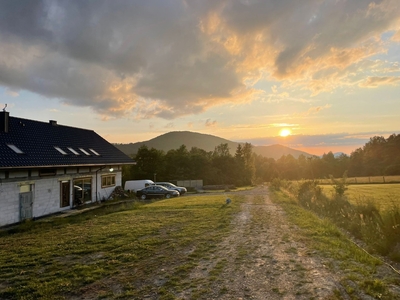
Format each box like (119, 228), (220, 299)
(155, 182), (187, 195)
(136, 185), (179, 200)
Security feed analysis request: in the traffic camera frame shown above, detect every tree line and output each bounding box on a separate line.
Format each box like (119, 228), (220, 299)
(123, 133), (400, 186)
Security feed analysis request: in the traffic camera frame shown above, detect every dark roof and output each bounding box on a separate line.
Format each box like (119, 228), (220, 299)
(0, 113), (135, 169)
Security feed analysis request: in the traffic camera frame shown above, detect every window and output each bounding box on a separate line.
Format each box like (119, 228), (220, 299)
(68, 147), (80, 155)
(54, 146), (68, 155)
(101, 174), (116, 188)
(73, 178), (92, 204)
(7, 144), (24, 154)
(79, 148), (91, 155)
(89, 148), (100, 156)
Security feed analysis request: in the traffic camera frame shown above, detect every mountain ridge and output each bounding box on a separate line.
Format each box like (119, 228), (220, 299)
(114, 131), (313, 159)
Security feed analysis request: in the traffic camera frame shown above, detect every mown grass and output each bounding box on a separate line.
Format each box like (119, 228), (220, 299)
(0, 195), (245, 299)
(269, 190), (400, 299)
(321, 183), (400, 211)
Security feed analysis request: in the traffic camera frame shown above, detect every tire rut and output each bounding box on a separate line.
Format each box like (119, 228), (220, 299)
(183, 186), (341, 299)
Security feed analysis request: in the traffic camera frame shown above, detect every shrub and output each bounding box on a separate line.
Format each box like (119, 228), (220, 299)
(284, 178), (400, 260)
(269, 178), (282, 191)
(297, 180), (321, 208)
(330, 171), (348, 197)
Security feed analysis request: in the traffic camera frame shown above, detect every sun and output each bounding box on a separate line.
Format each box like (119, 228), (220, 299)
(279, 129), (291, 137)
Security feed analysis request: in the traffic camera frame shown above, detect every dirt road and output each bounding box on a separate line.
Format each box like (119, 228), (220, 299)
(179, 186), (345, 299)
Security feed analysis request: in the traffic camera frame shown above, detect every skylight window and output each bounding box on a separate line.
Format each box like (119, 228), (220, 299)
(7, 144), (24, 154)
(89, 148), (100, 156)
(79, 148), (91, 156)
(68, 147), (80, 155)
(54, 146), (68, 155)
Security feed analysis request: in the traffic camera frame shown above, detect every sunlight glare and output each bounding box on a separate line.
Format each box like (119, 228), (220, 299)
(279, 129), (291, 137)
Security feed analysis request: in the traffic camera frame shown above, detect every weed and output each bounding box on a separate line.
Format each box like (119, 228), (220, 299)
(0, 195), (245, 299)
(270, 190), (395, 298)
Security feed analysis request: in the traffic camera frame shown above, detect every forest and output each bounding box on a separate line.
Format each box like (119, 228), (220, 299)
(122, 133), (400, 186)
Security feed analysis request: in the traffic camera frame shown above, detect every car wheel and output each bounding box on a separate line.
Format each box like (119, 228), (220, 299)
(140, 194), (146, 200)
(165, 193), (171, 199)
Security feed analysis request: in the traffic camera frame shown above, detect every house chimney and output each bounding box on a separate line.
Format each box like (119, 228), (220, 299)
(0, 111), (9, 133)
(49, 120), (58, 126)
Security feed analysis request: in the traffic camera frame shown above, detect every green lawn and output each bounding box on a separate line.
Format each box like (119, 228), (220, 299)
(320, 184), (400, 211)
(0, 195), (244, 299)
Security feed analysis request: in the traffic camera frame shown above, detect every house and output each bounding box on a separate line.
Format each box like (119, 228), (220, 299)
(0, 111), (135, 227)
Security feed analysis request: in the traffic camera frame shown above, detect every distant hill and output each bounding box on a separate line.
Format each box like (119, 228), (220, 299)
(114, 131), (312, 160)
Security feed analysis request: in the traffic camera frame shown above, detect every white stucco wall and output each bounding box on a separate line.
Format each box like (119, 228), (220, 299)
(0, 166), (123, 227)
(0, 181), (20, 226)
(0, 177), (71, 227)
(95, 171), (122, 201)
(32, 178), (71, 219)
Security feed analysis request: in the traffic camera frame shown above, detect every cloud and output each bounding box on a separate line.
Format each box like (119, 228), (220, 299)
(0, 1), (399, 119)
(392, 30), (400, 42)
(240, 131), (397, 149)
(293, 104), (332, 117)
(5, 88), (19, 97)
(205, 119), (218, 127)
(359, 76), (400, 88)
(164, 122), (174, 129)
(270, 123), (299, 128)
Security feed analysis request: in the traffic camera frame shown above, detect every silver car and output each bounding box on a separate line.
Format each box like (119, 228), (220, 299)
(155, 182), (187, 195)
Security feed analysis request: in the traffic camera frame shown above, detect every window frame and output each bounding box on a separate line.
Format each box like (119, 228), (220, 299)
(101, 174), (116, 188)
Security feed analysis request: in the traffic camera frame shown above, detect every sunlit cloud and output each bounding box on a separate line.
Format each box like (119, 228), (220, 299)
(359, 76), (400, 88)
(293, 104), (332, 117)
(271, 123), (298, 128)
(205, 119), (218, 127)
(164, 122), (174, 129)
(240, 131), (397, 154)
(0, 1), (399, 120)
(391, 30), (400, 42)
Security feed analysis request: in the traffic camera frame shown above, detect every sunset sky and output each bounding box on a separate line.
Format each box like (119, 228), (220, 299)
(1, 1), (399, 155)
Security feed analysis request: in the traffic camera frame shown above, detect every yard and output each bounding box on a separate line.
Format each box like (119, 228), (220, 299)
(1, 187), (399, 299)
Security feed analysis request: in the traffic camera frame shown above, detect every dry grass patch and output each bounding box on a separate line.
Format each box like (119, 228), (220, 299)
(0, 195), (244, 299)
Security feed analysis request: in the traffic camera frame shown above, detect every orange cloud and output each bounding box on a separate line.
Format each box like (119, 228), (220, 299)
(392, 30), (400, 42)
(359, 76), (400, 88)
(1, 1), (400, 121)
(294, 104), (332, 117)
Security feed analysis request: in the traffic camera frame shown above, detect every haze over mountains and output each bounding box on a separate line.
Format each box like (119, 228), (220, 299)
(114, 131), (313, 160)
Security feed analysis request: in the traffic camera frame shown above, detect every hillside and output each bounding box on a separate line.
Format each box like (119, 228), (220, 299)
(114, 131), (312, 159)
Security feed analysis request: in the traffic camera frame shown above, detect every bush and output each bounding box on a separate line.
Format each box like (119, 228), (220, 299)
(290, 179), (400, 260)
(330, 171), (348, 197)
(269, 178), (282, 191)
(297, 180), (322, 208)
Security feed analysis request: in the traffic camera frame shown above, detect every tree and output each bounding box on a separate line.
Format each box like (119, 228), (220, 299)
(212, 143), (235, 185)
(276, 154), (299, 180)
(164, 145), (190, 180)
(241, 143), (255, 185)
(133, 145), (165, 180)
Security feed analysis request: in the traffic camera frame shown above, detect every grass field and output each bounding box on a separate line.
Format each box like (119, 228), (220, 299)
(0, 195), (244, 299)
(320, 183), (400, 211)
(318, 175), (400, 184)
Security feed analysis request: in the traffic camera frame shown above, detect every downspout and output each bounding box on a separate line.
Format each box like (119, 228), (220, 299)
(95, 166), (106, 202)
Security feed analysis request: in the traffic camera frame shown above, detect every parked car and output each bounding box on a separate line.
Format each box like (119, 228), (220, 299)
(155, 182), (187, 195)
(136, 185), (179, 200)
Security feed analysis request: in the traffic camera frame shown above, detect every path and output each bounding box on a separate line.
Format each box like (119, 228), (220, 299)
(181, 186), (342, 299)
